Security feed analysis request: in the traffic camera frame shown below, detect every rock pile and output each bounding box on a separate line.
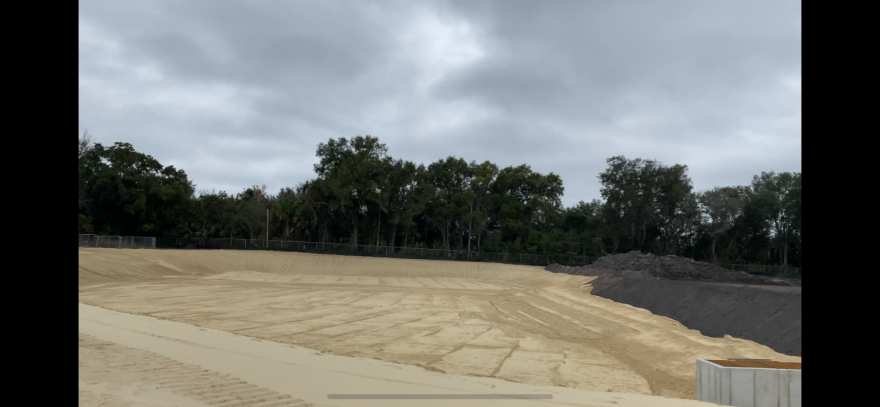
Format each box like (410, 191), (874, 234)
(590, 251), (768, 283)
(549, 251), (796, 285)
(545, 251), (802, 355)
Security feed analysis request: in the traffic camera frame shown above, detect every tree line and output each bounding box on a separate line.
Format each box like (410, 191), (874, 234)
(78, 133), (801, 268)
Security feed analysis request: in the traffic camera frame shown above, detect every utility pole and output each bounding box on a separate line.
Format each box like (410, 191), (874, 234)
(377, 210), (381, 248)
(266, 208), (269, 247)
(468, 200), (472, 259)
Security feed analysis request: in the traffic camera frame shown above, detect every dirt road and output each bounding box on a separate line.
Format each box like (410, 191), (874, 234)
(79, 248), (800, 404)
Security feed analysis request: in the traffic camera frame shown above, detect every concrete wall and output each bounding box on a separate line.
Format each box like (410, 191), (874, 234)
(697, 359), (801, 407)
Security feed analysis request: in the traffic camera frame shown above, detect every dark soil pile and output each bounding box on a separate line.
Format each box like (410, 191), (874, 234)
(590, 251), (795, 284)
(546, 252), (802, 356)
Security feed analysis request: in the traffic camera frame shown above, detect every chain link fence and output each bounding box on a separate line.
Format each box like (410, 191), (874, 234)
(154, 237), (600, 267)
(80, 235), (799, 275)
(78, 234), (156, 249)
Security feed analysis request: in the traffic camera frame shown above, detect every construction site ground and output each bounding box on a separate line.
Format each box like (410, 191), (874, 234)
(79, 248), (801, 407)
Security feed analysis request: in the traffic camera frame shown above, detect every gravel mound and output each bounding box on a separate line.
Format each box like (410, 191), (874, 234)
(590, 251), (779, 284)
(545, 251), (802, 356)
(549, 251), (798, 286)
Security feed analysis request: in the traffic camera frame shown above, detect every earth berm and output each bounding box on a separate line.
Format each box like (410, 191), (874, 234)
(547, 251), (801, 356)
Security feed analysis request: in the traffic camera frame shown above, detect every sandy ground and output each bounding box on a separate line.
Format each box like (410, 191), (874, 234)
(80, 303), (712, 407)
(79, 248), (801, 405)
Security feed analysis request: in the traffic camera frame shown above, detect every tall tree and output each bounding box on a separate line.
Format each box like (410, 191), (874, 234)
(378, 159), (431, 248)
(698, 187), (746, 263)
(399, 165), (434, 249)
(76, 135), (800, 268)
(469, 161), (499, 251)
(750, 171), (799, 268)
(79, 142), (194, 236)
(192, 189), (237, 238)
(236, 184), (271, 240)
(598, 156), (660, 253)
(492, 164), (564, 254)
(564, 199), (607, 256)
(78, 130), (97, 233)
(314, 136), (389, 249)
(273, 187), (305, 238)
(652, 164), (695, 255)
(298, 179), (334, 243)
(427, 157), (473, 251)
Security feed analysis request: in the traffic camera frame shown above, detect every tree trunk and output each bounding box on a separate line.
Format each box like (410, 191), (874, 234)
(711, 235), (718, 264)
(447, 220), (452, 251)
(458, 228), (464, 250)
(782, 231), (788, 273)
(468, 206), (474, 259)
(390, 222), (398, 248)
(782, 225), (788, 269)
(442, 219), (451, 251)
(641, 223), (646, 249)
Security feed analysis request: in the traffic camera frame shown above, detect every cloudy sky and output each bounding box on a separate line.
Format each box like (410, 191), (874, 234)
(79, 0), (801, 206)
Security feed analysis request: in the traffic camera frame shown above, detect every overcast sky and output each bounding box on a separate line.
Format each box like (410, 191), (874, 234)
(79, 0), (801, 206)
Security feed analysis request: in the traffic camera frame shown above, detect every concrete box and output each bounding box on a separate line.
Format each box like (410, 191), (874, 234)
(696, 359), (801, 407)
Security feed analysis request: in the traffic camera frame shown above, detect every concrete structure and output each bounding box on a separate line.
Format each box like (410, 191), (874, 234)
(697, 359), (801, 407)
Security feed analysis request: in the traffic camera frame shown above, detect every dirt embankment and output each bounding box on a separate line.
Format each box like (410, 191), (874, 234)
(80, 248), (801, 400)
(547, 252), (802, 356)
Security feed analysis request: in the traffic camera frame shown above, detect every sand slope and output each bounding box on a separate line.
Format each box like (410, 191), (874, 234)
(80, 303), (716, 407)
(79, 248), (800, 402)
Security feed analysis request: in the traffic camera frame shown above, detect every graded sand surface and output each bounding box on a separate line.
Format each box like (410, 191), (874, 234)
(79, 248), (800, 405)
(80, 304), (709, 407)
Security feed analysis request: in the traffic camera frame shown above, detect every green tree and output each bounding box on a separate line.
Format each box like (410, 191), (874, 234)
(314, 136), (389, 249)
(273, 187), (306, 239)
(652, 164), (695, 255)
(469, 161), (499, 251)
(598, 156), (697, 255)
(598, 156), (660, 253)
(399, 165), (435, 248)
(297, 179), (334, 243)
(78, 130), (95, 211)
(427, 157), (473, 251)
(235, 185), (272, 241)
(376, 159), (432, 248)
(750, 171), (800, 268)
(698, 187), (746, 263)
(75, 134), (800, 268)
(79, 142), (194, 236)
(563, 199), (606, 255)
(491, 164), (564, 254)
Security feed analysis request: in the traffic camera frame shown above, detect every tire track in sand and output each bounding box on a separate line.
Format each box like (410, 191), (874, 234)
(78, 333), (312, 407)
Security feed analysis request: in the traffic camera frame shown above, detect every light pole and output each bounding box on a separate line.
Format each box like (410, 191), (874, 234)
(266, 208), (269, 248)
(468, 200), (473, 259)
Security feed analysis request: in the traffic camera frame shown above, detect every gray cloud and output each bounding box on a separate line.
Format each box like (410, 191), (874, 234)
(79, 0), (800, 205)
